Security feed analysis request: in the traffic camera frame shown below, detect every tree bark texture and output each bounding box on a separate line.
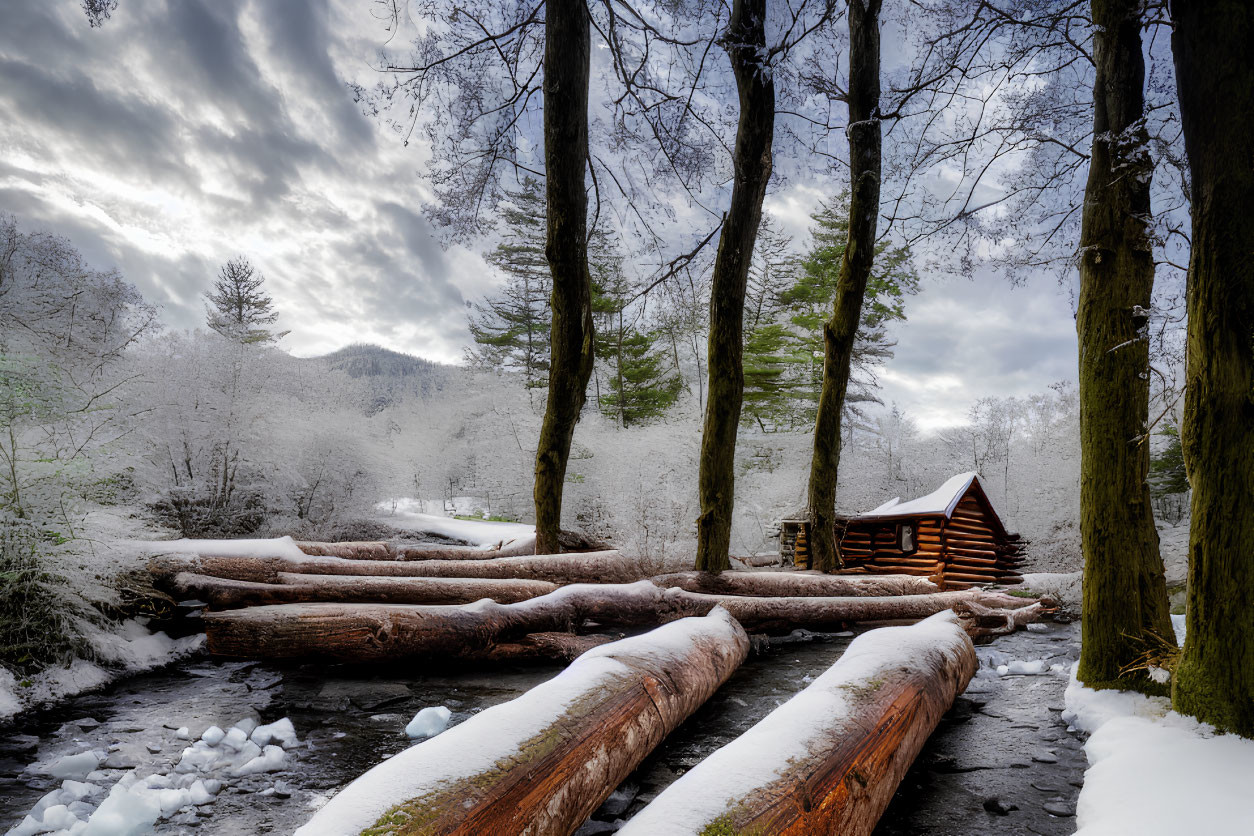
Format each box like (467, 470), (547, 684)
(150, 550), (636, 586)
(534, 0), (596, 555)
(163, 565), (942, 610)
(695, 0), (775, 572)
(167, 572), (560, 609)
(619, 611), (976, 836)
(202, 581), (1043, 662)
(1076, 0), (1174, 693)
(1169, 0), (1254, 736)
(807, 0), (883, 572)
(293, 611), (750, 836)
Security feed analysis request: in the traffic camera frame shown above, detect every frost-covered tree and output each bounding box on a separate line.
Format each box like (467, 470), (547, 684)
(205, 256), (288, 345)
(0, 214), (157, 670)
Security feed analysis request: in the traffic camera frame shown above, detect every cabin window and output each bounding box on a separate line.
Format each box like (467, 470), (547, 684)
(899, 523), (916, 553)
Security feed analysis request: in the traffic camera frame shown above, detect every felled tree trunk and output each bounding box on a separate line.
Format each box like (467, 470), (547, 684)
(619, 611), (976, 836)
(203, 582), (1043, 662)
(652, 570), (940, 597)
(150, 550), (633, 586)
(807, 0), (883, 573)
(295, 541), (395, 560)
(534, 0), (596, 555)
(168, 572), (560, 609)
(695, 0), (775, 572)
(294, 610), (749, 836)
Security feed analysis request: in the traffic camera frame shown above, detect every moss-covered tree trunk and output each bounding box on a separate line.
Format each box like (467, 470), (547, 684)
(1075, 0), (1174, 693)
(534, 0), (595, 555)
(693, 0), (775, 571)
(1169, 0), (1254, 735)
(805, 0), (882, 572)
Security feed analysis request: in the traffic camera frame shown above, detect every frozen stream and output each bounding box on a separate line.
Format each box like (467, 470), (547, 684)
(2, 621), (1082, 835)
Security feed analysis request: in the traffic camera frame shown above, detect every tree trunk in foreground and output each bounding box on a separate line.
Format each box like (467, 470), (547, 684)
(807, 0), (883, 572)
(1075, 0), (1174, 693)
(695, 0), (775, 572)
(294, 611), (749, 836)
(621, 611), (975, 836)
(202, 583), (1045, 661)
(165, 567), (942, 610)
(534, 0), (596, 555)
(1169, 0), (1254, 736)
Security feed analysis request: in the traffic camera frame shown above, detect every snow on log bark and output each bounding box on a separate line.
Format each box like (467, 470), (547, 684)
(619, 611), (977, 836)
(651, 570), (940, 597)
(294, 609), (750, 836)
(149, 549), (631, 585)
(295, 541), (395, 560)
(167, 572), (559, 609)
(202, 582), (1043, 662)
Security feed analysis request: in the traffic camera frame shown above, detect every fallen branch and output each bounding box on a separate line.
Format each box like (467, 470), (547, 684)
(651, 570), (940, 597)
(203, 582), (1043, 662)
(619, 611), (977, 836)
(295, 609), (750, 836)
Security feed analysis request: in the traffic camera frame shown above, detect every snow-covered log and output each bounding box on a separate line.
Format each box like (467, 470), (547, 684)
(167, 572), (559, 608)
(619, 611), (978, 836)
(295, 541), (395, 560)
(651, 570), (940, 597)
(149, 549), (631, 586)
(202, 582), (1043, 662)
(294, 609), (749, 836)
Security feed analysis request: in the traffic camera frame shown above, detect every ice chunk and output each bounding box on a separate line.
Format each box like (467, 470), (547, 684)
(47, 751), (104, 780)
(200, 726), (225, 746)
(189, 779), (217, 806)
(61, 780), (104, 802)
(174, 741), (221, 773)
(83, 779), (162, 836)
(227, 740), (261, 769)
(233, 718), (259, 736)
(156, 787), (190, 817)
(250, 717), (298, 748)
(232, 744), (287, 776)
(405, 706), (452, 739)
(997, 659), (1049, 676)
(222, 726), (250, 751)
(174, 727), (191, 740)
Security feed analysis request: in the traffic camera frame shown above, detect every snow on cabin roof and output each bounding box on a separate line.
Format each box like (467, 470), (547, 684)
(854, 471), (983, 521)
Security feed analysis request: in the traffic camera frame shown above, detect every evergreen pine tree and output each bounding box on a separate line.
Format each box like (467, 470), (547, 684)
(589, 227), (681, 427)
(742, 221), (805, 430)
(466, 178), (551, 388)
(204, 256), (288, 344)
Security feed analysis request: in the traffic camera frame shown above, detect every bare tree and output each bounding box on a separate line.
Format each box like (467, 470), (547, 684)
(205, 256), (288, 345)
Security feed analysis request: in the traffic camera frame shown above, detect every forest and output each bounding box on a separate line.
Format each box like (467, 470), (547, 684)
(0, 0), (1251, 834)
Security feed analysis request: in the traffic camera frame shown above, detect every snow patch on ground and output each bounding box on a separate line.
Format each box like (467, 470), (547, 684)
(0, 622), (203, 724)
(405, 706), (451, 738)
(376, 498), (535, 548)
(4, 714), (301, 835)
(1017, 571), (1082, 608)
(1066, 665), (1254, 834)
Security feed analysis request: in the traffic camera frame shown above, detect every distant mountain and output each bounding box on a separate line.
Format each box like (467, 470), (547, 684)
(319, 343), (447, 379)
(312, 343), (455, 412)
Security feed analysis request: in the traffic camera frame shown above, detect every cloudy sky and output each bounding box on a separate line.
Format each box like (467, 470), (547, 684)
(0, 0), (1078, 431)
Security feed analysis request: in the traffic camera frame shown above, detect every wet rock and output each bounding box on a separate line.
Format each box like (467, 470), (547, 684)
(983, 798), (1019, 816)
(597, 785), (638, 817)
(574, 822), (620, 836)
(1032, 752), (1059, 764)
(102, 753), (138, 769)
(1043, 800), (1075, 817)
(1030, 783), (1059, 793)
(74, 718), (101, 730)
(313, 680), (412, 712)
(5, 734), (39, 755)
(146, 743), (162, 753)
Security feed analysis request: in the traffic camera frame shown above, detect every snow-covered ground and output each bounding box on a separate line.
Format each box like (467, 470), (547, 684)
(376, 498), (536, 550)
(0, 624), (203, 726)
(1065, 615), (1254, 834)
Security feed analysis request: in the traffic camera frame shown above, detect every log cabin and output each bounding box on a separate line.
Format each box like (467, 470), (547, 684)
(782, 472), (1025, 589)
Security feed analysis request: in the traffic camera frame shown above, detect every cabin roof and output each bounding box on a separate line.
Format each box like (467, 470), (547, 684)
(852, 472), (1004, 531)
